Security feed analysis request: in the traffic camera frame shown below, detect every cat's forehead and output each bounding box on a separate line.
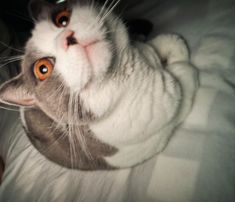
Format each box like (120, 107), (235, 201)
(23, 42), (50, 70)
(25, 1), (100, 57)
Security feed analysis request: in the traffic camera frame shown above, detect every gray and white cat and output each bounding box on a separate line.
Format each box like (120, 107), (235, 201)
(0, 0), (198, 170)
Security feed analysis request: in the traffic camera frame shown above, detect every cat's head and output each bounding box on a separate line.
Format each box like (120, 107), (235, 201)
(0, 0), (129, 123)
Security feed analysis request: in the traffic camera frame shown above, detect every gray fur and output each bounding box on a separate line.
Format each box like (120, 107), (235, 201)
(22, 107), (117, 170)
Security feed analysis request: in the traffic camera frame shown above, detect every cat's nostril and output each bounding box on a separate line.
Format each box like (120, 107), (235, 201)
(67, 35), (78, 46)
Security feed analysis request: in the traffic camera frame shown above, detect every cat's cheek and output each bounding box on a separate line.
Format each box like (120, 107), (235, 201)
(38, 104), (68, 124)
(56, 47), (92, 92)
(88, 41), (113, 78)
(33, 91), (69, 124)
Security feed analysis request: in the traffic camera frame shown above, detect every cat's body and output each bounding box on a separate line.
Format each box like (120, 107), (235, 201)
(0, 0), (198, 170)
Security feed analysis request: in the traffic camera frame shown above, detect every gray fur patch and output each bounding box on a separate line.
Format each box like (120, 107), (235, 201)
(23, 107), (118, 170)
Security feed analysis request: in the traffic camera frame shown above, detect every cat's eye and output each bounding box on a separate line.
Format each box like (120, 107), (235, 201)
(34, 58), (54, 81)
(54, 10), (71, 28)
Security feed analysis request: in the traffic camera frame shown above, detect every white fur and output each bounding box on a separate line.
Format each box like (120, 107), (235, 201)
(150, 34), (190, 63)
(81, 38), (198, 167)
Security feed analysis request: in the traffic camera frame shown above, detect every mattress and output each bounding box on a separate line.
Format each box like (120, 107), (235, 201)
(0, 0), (235, 201)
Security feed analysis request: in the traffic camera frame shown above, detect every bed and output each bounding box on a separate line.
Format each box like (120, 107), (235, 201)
(0, 0), (235, 201)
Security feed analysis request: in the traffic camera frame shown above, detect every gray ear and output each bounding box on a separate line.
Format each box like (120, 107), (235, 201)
(28, 0), (70, 22)
(28, 0), (53, 22)
(0, 74), (35, 107)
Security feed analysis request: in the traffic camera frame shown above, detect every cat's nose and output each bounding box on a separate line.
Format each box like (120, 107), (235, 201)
(67, 35), (78, 46)
(60, 30), (78, 51)
(67, 34), (78, 46)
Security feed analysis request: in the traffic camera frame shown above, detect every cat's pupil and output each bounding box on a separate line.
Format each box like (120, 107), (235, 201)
(59, 16), (68, 26)
(39, 65), (48, 74)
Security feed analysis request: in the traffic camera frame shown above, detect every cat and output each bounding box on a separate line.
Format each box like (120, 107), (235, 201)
(0, 0), (198, 170)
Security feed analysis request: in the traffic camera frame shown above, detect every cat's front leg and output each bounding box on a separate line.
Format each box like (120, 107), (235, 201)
(149, 33), (199, 123)
(166, 61), (199, 124)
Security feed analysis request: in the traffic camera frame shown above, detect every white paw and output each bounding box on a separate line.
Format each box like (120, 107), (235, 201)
(149, 34), (190, 64)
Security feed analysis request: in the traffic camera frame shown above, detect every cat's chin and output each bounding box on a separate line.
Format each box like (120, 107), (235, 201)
(55, 38), (113, 92)
(75, 39), (113, 81)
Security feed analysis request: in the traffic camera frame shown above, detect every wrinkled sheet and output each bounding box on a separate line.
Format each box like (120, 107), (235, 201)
(0, 0), (235, 201)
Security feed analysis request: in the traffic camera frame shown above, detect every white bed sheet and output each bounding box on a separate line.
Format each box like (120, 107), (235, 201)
(0, 0), (235, 201)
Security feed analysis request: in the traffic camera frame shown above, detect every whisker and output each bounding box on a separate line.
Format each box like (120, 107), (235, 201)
(0, 58), (21, 69)
(39, 128), (68, 155)
(68, 125), (76, 169)
(0, 56), (22, 63)
(34, 103), (78, 169)
(88, 0), (95, 12)
(83, 1), (102, 33)
(99, 0), (120, 22)
(84, 0), (112, 34)
(85, 0), (119, 36)
(0, 41), (24, 53)
(0, 105), (20, 112)
(99, 0), (121, 24)
(0, 55), (23, 60)
(4, 10), (33, 23)
(98, 0), (111, 22)
(90, 0), (114, 31)
(74, 92), (93, 160)
(67, 92), (78, 169)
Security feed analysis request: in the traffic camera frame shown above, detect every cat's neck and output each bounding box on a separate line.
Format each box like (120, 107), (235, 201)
(79, 42), (162, 121)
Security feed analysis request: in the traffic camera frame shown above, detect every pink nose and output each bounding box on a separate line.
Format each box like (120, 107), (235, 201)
(60, 30), (78, 51)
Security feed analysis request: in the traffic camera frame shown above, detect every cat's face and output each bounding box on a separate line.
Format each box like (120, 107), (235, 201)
(0, 0), (129, 123)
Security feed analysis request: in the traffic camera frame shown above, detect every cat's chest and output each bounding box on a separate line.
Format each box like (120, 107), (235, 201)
(89, 83), (169, 146)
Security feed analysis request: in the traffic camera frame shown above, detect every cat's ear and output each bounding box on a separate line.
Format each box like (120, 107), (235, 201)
(0, 74), (36, 107)
(28, 0), (69, 22)
(28, 0), (53, 22)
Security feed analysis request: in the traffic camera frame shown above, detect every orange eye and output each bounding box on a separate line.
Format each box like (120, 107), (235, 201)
(34, 58), (54, 81)
(54, 10), (71, 28)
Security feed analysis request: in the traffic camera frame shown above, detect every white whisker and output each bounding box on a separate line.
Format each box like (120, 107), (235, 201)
(98, 0), (111, 22)
(99, 0), (121, 24)
(0, 105), (20, 112)
(0, 58), (21, 69)
(88, 0), (114, 31)
(88, 0), (95, 12)
(4, 10), (33, 23)
(83, 1), (103, 33)
(0, 55), (23, 60)
(0, 41), (24, 53)
(67, 91), (78, 168)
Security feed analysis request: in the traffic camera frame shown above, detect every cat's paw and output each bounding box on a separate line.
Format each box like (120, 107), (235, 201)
(149, 34), (190, 65)
(167, 61), (199, 123)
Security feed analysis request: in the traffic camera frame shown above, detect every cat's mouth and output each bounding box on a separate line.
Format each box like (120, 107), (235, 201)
(64, 31), (99, 51)
(63, 30), (101, 65)
(83, 40), (100, 62)
(56, 29), (113, 90)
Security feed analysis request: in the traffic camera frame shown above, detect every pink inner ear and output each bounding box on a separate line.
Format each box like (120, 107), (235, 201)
(14, 97), (36, 106)
(0, 74), (37, 107)
(1, 90), (36, 107)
